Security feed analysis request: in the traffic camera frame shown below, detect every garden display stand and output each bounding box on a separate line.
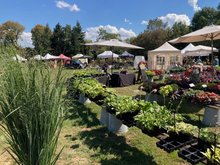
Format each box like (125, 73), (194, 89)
(203, 104), (220, 126)
(100, 106), (109, 126)
(79, 93), (91, 104)
(178, 143), (206, 164)
(156, 135), (197, 153)
(108, 114), (128, 134)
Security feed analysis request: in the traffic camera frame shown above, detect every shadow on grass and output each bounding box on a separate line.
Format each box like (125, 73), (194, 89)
(65, 100), (100, 127)
(79, 127), (157, 165)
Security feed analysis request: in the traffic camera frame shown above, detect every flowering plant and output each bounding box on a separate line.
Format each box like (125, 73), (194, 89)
(145, 70), (156, 76)
(153, 69), (164, 76)
(194, 91), (220, 104)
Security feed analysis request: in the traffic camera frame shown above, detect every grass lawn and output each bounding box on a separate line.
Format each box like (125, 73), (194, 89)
(0, 69), (202, 165)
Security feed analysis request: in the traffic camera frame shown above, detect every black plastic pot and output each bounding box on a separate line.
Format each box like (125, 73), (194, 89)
(116, 110), (139, 127)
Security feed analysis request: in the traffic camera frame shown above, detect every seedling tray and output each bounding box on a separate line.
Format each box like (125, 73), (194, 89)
(178, 144), (206, 164)
(156, 136), (197, 153)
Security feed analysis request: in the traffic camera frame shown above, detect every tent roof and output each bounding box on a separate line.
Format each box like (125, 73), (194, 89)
(58, 54), (71, 60)
(150, 42), (180, 52)
(72, 54), (84, 59)
(33, 55), (44, 60)
(12, 55), (27, 61)
(44, 53), (59, 60)
(97, 51), (119, 59)
(120, 51), (134, 57)
(181, 43), (195, 54)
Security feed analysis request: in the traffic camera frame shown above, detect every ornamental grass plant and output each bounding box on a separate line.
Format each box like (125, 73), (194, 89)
(0, 61), (64, 165)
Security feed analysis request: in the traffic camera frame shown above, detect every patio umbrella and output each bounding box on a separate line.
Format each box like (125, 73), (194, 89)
(171, 25), (220, 65)
(170, 25), (220, 80)
(85, 39), (144, 72)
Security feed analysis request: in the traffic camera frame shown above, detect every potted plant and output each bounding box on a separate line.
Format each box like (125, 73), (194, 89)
(202, 145), (220, 164)
(134, 102), (179, 136)
(145, 70), (156, 82)
(166, 122), (197, 141)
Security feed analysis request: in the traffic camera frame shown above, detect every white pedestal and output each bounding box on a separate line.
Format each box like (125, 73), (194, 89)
(79, 94), (91, 104)
(203, 105), (220, 126)
(100, 107), (109, 126)
(108, 114), (128, 134)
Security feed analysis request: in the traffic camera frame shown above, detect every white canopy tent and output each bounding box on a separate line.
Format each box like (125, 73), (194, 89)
(120, 51), (134, 57)
(33, 55), (44, 60)
(12, 55), (27, 62)
(97, 51), (119, 59)
(148, 42), (181, 70)
(43, 53), (59, 60)
(72, 54), (84, 59)
(182, 44), (218, 57)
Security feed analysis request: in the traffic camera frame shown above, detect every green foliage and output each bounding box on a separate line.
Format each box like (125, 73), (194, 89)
(105, 95), (140, 115)
(0, 21), (25, 45)
(166, 122), (197, 136)
(202, 145), (220, 164)
(72, 69), (103, 77)
(51, 23), (64, 55)
(159, 85), (173, 97)
(200, 128), (217, 144)
(147, 18), (167, 31)
(168, 22), (190, 39)
(0, 62), (64, 164)
(31, 24), (52, 54)
(72, 78), (112, 100)
(134, 102), (178, 131)
(145, 70), (155, 76)
(97, 28), (120, 41)
(191, 7), (219, 31)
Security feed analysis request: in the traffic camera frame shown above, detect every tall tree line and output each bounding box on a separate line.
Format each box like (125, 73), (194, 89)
(31, 21), (85, 56)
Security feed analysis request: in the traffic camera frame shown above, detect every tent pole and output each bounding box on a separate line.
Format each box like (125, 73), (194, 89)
(111, 47), (113, 74)
(211, 35), (214, 81)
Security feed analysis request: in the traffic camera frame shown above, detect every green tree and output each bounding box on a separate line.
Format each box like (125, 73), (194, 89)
(168, 22), (190, 39)
(63, 24), (72, 55)
(131, 29), (169, 57)
(191, 7), (219, 31)
(97, 28), (120, 41)
(31, 24), (52, 54)
(71, 21), (85, 54)
(147, 18), (167, 31)
(51, 23), (64, 55)
(0, 21), (25, 45)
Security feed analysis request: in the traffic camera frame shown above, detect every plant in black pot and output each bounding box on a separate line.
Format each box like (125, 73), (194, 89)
(166, 122), (197, 142)
(198, 128), (217, 151)
(134, 102), (175, 136)
(105, 95), (141, 127)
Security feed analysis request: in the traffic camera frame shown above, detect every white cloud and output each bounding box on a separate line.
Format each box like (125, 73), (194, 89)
(141, 20), (149, 25)
(18, 32), (34, 48)
(85, 25), (137, 41)
(158, 13), (190, 27)
(56, 0), (80, 12)
(124, 18), (132, 25)
(188, 0), (201, 11)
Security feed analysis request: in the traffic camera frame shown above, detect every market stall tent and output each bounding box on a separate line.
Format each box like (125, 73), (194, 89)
(97, 51), (119, 59)
(12, 55), (27, 62)
(148, 42), (181, 70)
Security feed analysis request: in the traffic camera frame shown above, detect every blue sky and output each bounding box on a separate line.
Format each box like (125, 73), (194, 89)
(0, 0), (219, 47)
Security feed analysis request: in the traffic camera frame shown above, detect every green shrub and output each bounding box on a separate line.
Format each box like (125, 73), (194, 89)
(0, 62), (64, 165)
